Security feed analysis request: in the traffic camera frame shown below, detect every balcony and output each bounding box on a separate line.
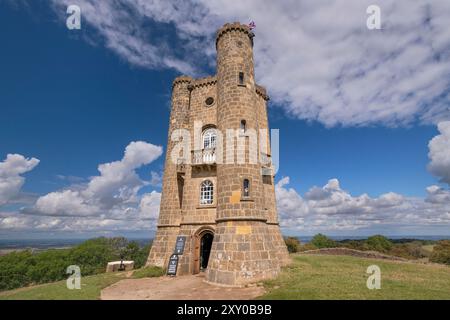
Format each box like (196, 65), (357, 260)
(192, 148), (216, 165)
(191, 148), (216, 173)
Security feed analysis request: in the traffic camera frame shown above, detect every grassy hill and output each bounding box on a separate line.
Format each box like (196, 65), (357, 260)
(1, 254), (449, 300)
(0, 272), (125, 300)
(260, 254), (450, 299)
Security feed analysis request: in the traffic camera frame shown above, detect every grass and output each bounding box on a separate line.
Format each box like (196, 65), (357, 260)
(259, 254), (450, 300)
(131, 266), (165, 279)
(1, 255), (449, 300)
(0, 266), (166, 300)
(0, 272), (126, 300)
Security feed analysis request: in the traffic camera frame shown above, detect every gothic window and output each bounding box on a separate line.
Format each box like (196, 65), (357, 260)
(239, 72), (244, 85)
(200, 180), (214, 205)
(243, 179), (250, 198)
(203, 128), (217, 149)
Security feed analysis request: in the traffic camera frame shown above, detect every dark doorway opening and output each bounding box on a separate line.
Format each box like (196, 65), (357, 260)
(200, 232), (214, 271)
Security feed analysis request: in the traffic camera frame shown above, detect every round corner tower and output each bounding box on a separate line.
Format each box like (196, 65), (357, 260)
(205, 23), (289, 286)
(147, 22), (289, 287)
(146, 75), (192, 267)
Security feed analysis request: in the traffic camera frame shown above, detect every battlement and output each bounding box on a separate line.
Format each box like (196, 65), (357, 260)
(216, 22), (255, 48)
(191, 76), (217, 89)
(172, 75), (192, 90)
(256, 84), (270, 101)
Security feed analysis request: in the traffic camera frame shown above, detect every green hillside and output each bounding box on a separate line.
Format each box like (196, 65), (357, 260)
(1, 254), (449, 300)
(260, 254), (450, 300)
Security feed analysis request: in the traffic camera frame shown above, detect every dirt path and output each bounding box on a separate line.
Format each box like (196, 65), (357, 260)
(100, 273), (265, 300)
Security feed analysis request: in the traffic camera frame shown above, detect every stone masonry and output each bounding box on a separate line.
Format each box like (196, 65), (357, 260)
(147, 22), (290, 287)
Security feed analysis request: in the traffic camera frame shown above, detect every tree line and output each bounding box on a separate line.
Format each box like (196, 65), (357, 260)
(0, 237), (151, 291)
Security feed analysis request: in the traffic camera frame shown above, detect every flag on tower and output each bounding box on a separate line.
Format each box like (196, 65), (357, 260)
(248, 21), (256, 30)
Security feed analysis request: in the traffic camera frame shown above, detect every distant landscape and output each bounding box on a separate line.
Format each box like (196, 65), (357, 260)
(1, 235), (448, 254)
(0, 238), (151, 256)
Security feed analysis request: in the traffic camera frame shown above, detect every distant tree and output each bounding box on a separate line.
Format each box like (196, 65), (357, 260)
(311, 234), (336, 249)
(388, 242), (426, 259)
(366, 235), (393, 253)
(341, 240), (368, 251)
(0, 237), (153, 291)
(298, 243), (317, 252)
(430, 240), (450, 265)
(284, 237), (301, 253)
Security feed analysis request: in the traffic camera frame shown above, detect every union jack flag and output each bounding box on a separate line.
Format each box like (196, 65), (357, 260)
(248, 21), (256, 30)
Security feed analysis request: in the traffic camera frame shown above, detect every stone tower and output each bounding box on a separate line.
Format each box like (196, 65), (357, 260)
(147, 22), (290, 287)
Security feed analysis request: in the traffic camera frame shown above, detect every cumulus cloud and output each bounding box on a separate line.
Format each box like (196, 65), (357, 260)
(428, 121), (450, 184)
(275, 177), (309, 219)
(426, 185), (450, 204)
(46, 0), (450, 127)
(1, 142), (163, 234)
(0, 210), (160, 234)
(32, 141), (162, 217)
(276, 177), (450, 233)
(149, 171), (163, 187)
(0, 154), (39, 206)
(138, 191), (161, 220)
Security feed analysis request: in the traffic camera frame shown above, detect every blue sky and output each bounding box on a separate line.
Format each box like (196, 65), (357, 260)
(1, 1), (450, 239)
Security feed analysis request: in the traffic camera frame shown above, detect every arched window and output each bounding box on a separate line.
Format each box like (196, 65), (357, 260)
(240, 120), (246, 134)
(200, 180), (214, 205)
(203, 128), (217, 149)
(243, 179), (250, 198)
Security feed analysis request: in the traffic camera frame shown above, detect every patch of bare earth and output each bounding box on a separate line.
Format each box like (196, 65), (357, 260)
(100, 273), (265, 300)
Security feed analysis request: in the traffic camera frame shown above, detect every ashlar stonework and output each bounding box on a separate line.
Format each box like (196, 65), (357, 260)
(146, 22), (290, 287)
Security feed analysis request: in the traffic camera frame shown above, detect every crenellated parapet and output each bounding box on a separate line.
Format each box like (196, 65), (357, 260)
(191, 76), (217, 90)
(256, 84), (270, 101)
(172, 75), (192, 90)
(216, 22), (255, 48)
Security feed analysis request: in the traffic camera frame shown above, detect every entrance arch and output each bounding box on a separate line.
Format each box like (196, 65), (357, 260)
(193, 227), (214, 274)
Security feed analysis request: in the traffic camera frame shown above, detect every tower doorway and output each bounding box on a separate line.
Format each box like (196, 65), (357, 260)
(193, 228), (214, 274)
(200, 232), (213, 271)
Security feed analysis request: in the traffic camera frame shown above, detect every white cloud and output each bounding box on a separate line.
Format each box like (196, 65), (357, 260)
(149, 171), (162, 187)
(1, 141), (163, 234)
(35, 190), (96, 217)
(276, 177), (450, 233)
(428, 121), (450, 184)
(47, 0), (450, 127)
(33, 141), (162, 217)
(275, 177), (309, 219)
(0, 154), (39, 206)
(426, 185), (450, 204)
(138, 191), (161, 220)
(0, 209), (160, 233)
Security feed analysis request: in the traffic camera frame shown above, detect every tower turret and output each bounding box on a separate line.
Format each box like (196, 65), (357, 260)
(205, 23), (282, 286)
(147, 76), (192, 267)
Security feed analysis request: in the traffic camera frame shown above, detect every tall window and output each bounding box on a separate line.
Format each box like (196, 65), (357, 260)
(239, 72), (244, 85)
(200, 180), (214, 205)
(243, 179), (250, 198)
(203, 128), (217, 149)
(240, 120), (246, 134)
